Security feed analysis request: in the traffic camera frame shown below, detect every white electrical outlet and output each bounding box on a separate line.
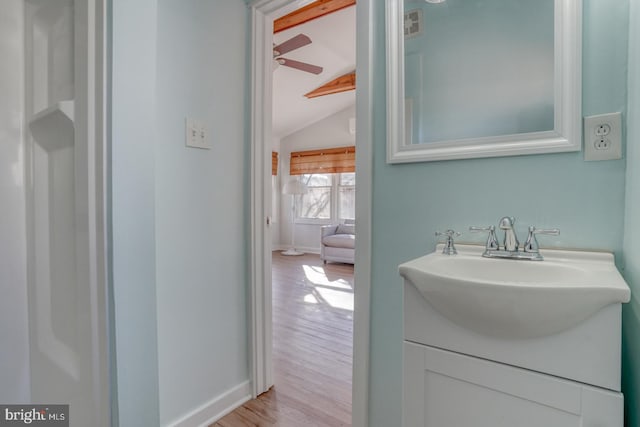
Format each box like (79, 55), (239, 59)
(185, 117), (210, 149)
(583, 112), (622, 161)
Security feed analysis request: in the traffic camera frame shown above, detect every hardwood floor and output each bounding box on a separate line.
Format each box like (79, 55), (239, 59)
(212, 252), (354, 426)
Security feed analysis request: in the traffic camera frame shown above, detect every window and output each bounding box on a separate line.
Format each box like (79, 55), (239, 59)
(338, 172), (355, 220)
(297, 174), (332, 220)
(295, 173), (355, 222)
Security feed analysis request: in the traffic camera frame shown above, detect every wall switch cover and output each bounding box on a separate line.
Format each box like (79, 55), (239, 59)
(185, 117), (210, 149)
(404, 9), (423, 39)
(583, 112), (622, 161)
(349, 117), (356, 135)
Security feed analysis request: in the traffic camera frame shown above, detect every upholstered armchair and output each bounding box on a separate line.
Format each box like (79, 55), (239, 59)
(320, 221), (355, 264)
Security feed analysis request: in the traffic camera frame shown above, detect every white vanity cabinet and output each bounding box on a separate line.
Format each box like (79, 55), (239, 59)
(400, 244), (630, 427)
(403, 341), (623, 427)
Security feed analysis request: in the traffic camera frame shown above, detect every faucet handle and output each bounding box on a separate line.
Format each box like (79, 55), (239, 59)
(469, 225), (499, 251)
(435, 229), (461, 255)
(523, 226), (560, 253)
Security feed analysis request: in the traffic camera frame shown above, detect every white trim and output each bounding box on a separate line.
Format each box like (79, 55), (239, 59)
(272, 244), (321, 254)
(249, 1), (371, 426)
(88, 1), (112, 424)
(168, 381), (251, 427)
(385, 0), (405, 164)
(293, 218), (334, 225)
(249, 3), (275, 398)
(386, 0), (582, 163)
(352, 0), (372, 425)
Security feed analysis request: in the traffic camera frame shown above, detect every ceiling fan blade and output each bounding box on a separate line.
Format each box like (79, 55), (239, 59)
(277, 58), (323, 75)
(273, 34), (312, 57)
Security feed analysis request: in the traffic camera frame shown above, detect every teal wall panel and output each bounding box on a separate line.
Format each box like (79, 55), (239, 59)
(367, 1), (630, 425)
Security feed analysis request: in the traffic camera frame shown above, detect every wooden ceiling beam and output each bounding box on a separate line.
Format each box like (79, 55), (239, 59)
(274, 0), (356, 34)
(304, 71), (356, 99)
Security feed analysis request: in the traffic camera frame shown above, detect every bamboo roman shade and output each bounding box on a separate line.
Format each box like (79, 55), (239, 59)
(289, 146), (355, 175)
(272, 151), (278, 175)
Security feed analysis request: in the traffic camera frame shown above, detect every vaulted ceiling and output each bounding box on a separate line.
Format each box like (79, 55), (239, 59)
(272, 4), (356, 139)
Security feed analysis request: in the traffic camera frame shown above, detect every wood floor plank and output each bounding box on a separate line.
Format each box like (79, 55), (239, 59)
(212, 252), (353, 426)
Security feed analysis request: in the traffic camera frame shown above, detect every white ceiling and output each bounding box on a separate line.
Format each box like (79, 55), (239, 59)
(272, 5), (356, 139)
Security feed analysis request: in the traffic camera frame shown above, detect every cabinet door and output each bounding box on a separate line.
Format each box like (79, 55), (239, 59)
(403, 342), (623, 427)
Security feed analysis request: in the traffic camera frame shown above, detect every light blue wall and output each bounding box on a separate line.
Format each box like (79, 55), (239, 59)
(622, 1), (640, 425)
(367, 1), (629, 425)
(110, 0), (161, 425)
(111, 1), (249, 425)
(154, 0), (249, 424)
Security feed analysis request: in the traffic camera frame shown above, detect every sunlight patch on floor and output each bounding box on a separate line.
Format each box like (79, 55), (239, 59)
(304, 293), (319, 304)
(315, 287), (354, 311)
(302, 265), (352, 290)
(302, 264), (354, 311)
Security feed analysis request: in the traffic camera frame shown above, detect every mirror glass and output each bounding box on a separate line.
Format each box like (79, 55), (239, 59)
(386, 0), (582, 163)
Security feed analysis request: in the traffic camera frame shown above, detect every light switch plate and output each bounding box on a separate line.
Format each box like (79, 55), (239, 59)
(583, 112), (622, 161)
(349, 117), (356, 135)
(404, 9), (423, 39)
(185, 117), (210, 149)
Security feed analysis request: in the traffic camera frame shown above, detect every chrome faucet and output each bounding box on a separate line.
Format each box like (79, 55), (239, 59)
(499, 216), (519, 252)
(469, 225), (499, 251)
(523, 226), (561, 255)
(435, 229), (461, 255)
(470, 217), (559, 261)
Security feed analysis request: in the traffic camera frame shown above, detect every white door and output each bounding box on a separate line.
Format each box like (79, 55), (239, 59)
(404, 342), (623, 427)
(24, 1), (109, 425)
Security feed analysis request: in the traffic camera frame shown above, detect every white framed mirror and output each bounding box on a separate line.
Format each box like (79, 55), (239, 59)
(386, 0), (582, 163)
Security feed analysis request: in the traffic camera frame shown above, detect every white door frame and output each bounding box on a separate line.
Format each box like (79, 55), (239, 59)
(77, 0), (112, 423)
(248, 1), (372, 426)
(89, 1), (111, 424)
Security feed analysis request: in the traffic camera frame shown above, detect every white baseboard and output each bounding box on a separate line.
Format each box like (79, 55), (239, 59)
(272, 244), (320, 254)
(168, 380), (251, 427)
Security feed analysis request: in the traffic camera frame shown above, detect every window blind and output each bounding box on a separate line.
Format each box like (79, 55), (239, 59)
(272, 151), (278, 175)
(289, 146), (355, 175)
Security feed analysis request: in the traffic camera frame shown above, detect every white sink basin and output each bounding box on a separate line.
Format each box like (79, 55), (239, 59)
(399, 244), (630, 339)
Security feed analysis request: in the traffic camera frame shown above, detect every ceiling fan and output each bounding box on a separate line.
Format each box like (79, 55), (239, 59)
(273, 34), (323, 75)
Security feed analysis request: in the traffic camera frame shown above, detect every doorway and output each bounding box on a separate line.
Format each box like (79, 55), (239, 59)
(271, 2), (355, 424)
(248, 0), (372, 426)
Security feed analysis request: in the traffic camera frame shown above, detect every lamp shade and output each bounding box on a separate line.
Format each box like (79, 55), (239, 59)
(282, 178), (307, 195)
